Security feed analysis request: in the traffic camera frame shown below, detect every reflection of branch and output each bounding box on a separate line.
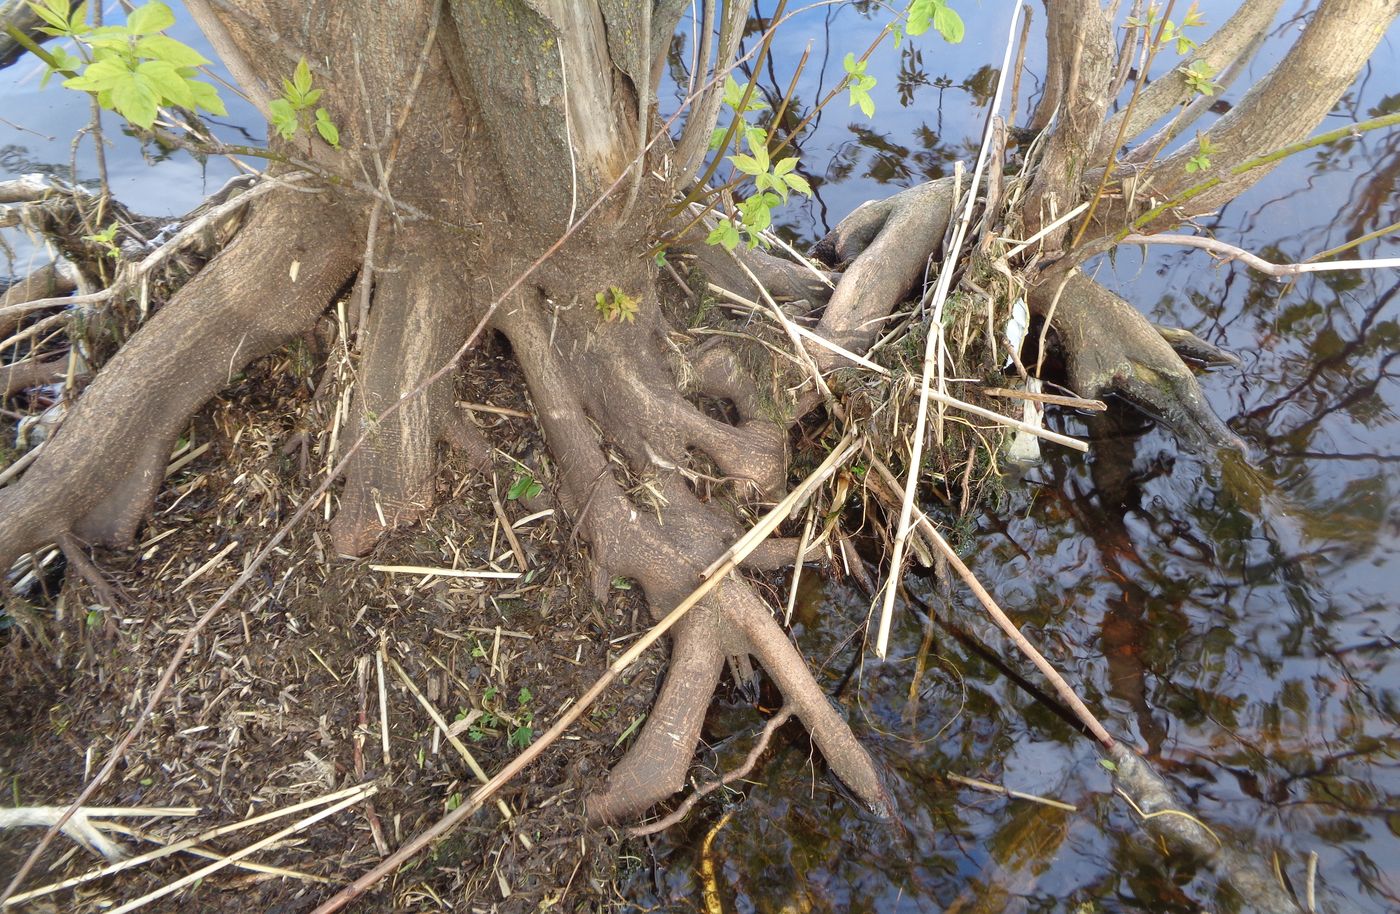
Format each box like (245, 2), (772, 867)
(1121, 232), (1400, 276)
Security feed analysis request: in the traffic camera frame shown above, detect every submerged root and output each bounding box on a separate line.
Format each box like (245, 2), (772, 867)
(1032, 270), (1246, 454)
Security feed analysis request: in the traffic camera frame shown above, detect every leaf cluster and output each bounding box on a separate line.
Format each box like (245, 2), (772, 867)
(704, 76), (814, 252)
(842, 52), (878, 118)
(595, 285), (639, 324)
(32, 0), (226, 129)
(269, 57), (340, 147)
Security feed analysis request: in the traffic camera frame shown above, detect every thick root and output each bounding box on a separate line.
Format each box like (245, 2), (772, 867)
(495, 290), (891, 824)
(809, 179), (954, 366)
(331, 231), (486, 556)
(1032, 271), (1246, 454)
(0, 191), (360, 572)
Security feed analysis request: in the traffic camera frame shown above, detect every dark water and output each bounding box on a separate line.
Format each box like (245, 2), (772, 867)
(2, 3), (1397, 912)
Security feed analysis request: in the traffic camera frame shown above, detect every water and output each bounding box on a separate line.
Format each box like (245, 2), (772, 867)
(640, 3), (1400, 912)
(2, 3), (1397, 912)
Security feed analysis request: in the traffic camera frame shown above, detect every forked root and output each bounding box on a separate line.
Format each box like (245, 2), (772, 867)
(0, 191), (361, 573)
(495, 289), (890, 825)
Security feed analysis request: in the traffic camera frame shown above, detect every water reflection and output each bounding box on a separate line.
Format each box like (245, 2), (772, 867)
(637, 2), (1400, 912)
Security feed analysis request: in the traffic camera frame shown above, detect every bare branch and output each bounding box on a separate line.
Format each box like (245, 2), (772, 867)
(1121, 232), (1400, 276)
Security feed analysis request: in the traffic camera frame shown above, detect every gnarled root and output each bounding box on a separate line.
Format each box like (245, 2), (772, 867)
(1032, 270), (1246, 454)
(0, 191), (360, 572)
(330, 231), (489, 556)
(809, 179), (954, 365)
(494, 286), (890, 824)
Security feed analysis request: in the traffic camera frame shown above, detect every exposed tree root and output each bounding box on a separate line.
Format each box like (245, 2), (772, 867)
(0, 190), (360, 572)
(493, 284), (891, 824)
(809, 179), (955, 363)
(1032, 270), (1245, 454)
(1, 355), (73, 396)
(331, 230), (487, 555)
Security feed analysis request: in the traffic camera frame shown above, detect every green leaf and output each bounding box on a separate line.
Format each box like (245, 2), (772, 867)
(110, 70), (159, 127)
(315, 108), (339, 147)
(126, 1), (175, 35)
(706, 219), (740, 252)
(517, 686), (533, 705)
(293, 57), (313, 95)
(187, 79), (226, 115)
(783, 172), (813, 196)
(268, 97), (298, 139)
(933, 4), (965, 44)
(772, 156), (798, 176)
(138, 59), (193, 108)
(907, 0), (935, 36)
(507, 473), (535, 500)
(134, 34), (210, 68)
(63, 56), (131, 93)
(728, 153), (763, 176)
(707, 127), (727, 151)
(28, 1), (73, 34)
(41, 47), (83, 84)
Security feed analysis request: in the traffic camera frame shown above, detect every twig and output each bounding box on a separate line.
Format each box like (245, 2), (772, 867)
(370, 564), (519, 580)
(629, 706), (796, 836)
(104, 786), (376, 914)
(925, 388), (1087, 452)
(867, 452), (1115, 749)
(1121, 232), (1400, 276)
(945, 773), (1077, 811)
(383, 655), (519, 828)
(983, 386), (1106, 411)
(3, 785), (370, 907)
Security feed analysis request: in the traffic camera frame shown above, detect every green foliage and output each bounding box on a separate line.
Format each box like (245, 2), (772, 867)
(507, 472), (542, 501)
(30, 0), (226, 128)
(270, 57), (340, 147)
(595, 285), (639, 323)
(1181, 59), (1220, 96)
(82, 221), (119, 257)
(704, 71), (812, 252)
(1185, 134), (1217, 173)
(906, 0), (965, 44)
(842, 52), (877, 118)
(1126, 2), (1207, 57)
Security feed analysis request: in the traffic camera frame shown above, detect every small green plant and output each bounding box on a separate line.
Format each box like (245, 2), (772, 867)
(842, 52), (878, 118)
(906, 0), (965, 44)
(30, 0), (226, 128)
(82, 222), (120, 258)
(1181, 59), (1221, 96)
(594, 285), (638, 323)
(508, 687), (534, 749)
(1185, 134), (1217, 173)
(269, 58), (340, 147)
(506, 471), (542, 501)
